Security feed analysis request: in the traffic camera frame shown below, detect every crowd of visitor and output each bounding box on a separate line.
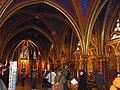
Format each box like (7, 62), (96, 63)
(41, 66), (120, 90)
(0, 65), (120, 90)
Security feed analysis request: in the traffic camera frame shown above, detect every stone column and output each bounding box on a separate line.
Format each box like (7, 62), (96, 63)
(76, 54), (80, 78)
(82, 55), (88, 72)
(106, 57), (110, 82)
(102, 56), (109, 82)
(98, 56), (110, 82)
(116, 56), (120, 72)
(97, 56), (103, 72)
(0, 38), (2, 58)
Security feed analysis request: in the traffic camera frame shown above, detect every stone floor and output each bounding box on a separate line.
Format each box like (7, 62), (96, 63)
(16, 78), (47, 90)
(16, 78), (97, 90)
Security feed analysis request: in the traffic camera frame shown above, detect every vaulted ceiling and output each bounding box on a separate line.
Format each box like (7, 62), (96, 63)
(0, 2), (74, 59)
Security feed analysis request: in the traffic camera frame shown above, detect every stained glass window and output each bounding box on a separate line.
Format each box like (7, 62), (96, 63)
(33, 51), (36, 60)
(111, 19), (120, 40)
(20, 45), (29, 60)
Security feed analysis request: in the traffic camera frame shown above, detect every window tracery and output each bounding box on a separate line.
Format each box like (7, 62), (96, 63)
(111, 19), (120, 40)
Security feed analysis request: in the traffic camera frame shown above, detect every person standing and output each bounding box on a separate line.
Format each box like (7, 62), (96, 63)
(3, 68), (9, 89)
(42, 68), (48, 88)
(77, 70), (88, 90)
(54, 71), (65, 90)
(63, 65), (70, 90)
(95, 70), (104, 90)
(46, 69), (56, 90)
(21, 68), (26, 87)
(31, 67), (37, 90)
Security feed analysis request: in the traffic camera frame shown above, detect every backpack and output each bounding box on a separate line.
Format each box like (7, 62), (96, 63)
(21, 72), (25, 78)
(32, 72), (36, 78)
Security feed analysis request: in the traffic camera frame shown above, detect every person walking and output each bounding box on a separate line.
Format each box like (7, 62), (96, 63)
(77, 70), (88, 90)
(54, 71), (65, 90)
(95, 70), (104, 90)
(46, 69), (56, 90)
(21, 68), (26, 87)
(31, 67), (37, 90)
(42, 68), (48, 88)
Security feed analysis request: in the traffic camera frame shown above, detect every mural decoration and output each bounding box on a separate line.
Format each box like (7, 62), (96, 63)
(57, 0), (75, 14)
(79, 0), (91, 16)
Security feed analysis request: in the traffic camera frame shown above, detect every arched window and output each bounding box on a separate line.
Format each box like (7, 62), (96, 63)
(33, 51), (36, 60)
(20, 45), (29, 60)
(111, 18), (120, 40)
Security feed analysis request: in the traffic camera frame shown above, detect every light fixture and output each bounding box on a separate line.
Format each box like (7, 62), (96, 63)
(76, 47), (80, 50)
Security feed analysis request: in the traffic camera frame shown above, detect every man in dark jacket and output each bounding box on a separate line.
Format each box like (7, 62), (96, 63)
(42, 69), (48, 88)
(3, 68), (9, 89)
(78, 70), (88, 90)
(95, 70), (104, 90)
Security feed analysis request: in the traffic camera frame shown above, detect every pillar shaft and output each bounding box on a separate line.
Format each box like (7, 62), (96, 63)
(82, 55), (88, 72)
(116, 56), (120, 72)
(98, 56), (110, 82)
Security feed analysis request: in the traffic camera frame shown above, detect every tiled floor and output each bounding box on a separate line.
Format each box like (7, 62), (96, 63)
(16, 78), (97, 90)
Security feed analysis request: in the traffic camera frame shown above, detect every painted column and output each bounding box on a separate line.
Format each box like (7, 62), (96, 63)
(0, 35), (3, 58)
(82, 55), (88, 72)
(106, 57), (110, 82)
(98, 56), (110, 82)
(116, 56), (120, 72)
(97, 56), (103, 72)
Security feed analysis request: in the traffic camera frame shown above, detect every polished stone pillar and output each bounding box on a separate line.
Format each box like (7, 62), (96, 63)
(98, 56), (110, 82)
(82, 55), (88, 72)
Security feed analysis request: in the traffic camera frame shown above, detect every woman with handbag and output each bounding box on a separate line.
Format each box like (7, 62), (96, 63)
(53, 71), (65, 90)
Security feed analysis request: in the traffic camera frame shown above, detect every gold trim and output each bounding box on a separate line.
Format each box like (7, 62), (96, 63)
(101, 0), (111, 55)
(85, 0), (108, 55)
(0, 0), (13, 18)
(106, 39), (120, 45)
(85, 0), (100, 55)
(11, 40), (25, 59)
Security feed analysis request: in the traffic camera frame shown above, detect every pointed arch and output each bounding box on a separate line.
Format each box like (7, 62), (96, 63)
(0, 0), (82, 50)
